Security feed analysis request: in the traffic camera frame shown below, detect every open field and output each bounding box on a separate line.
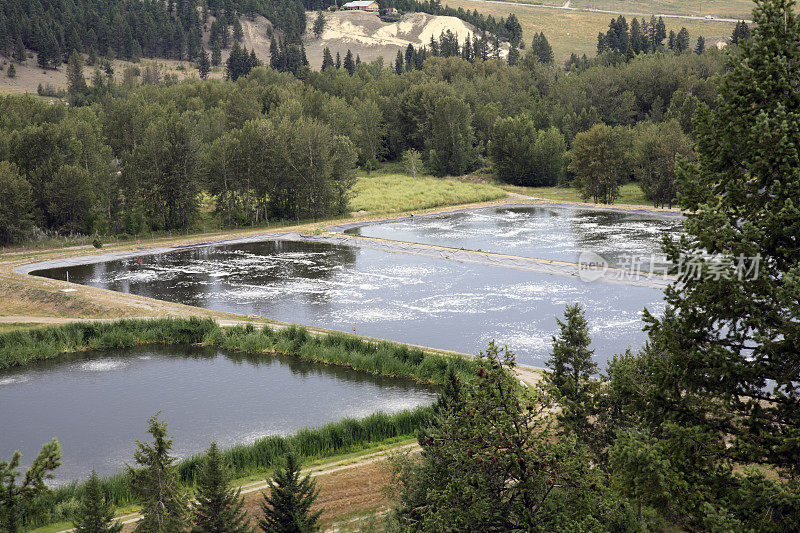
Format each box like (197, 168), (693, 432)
(501, 182), (654, 206)
(351, 171), (507, 214)
(444, 0), (738, 59)
(472, 0), (755, 21)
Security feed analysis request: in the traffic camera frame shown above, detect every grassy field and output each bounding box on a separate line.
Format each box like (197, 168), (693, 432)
(350, 170), (507, 214)
(444, 0), (739, 60)
(502, 182), (653, 206)
(483, 0), (755, 20)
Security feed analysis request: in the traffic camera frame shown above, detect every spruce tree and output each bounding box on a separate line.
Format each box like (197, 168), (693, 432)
(312, 11), (326, 38)
(6, 63), (15, 78)
(13, 36), (26, 63)
(343, 49), (354, 75)
(646, 0), (800, 477)
(72, 469), (122, 533)
(546, 304), (597, 404)
(0, 439), (61, 533)
(211, 39), (222, 66)
(321, 47), (334, 71)
(128, 414), (190, 532)
(546, 304), (597, 443)
(335, 51), (341, 69)
(198, 49), (210, 79)
(695, 35), (705, 54)
(66, 50), (88, 101)
(674, 27), (690, 52)
(258, 454), (321, 533)
(193, 442), (252, 533)
(394, 49), (404, 74)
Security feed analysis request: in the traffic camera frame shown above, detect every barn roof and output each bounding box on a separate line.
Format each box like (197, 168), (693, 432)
(342, 0), (378, 6)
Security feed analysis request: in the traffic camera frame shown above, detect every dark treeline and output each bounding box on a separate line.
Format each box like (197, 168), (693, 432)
(597, 14), (726, 58)
(0, 0), (307, 67)
(0, 0), (519, 69)
(0, 45), (727, 244)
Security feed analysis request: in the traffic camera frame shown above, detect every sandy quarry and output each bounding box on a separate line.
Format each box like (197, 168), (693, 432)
(301, 11), (504, 69)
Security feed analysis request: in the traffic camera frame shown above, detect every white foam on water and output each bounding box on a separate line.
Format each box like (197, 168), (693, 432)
(0, 376), (30, 386)
(80, 359), (128, 372)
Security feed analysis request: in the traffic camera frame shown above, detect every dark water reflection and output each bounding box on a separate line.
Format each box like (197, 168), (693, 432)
(0, 344), (435, 482)
(346, 206), (683, 269)
(34, 239), (665, 369)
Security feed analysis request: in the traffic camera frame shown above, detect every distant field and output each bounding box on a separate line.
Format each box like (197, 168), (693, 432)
(568, 0), (754, 20)
(444, 0), (738, 59)
(480, 0), (755, 20)
(502, 182), (653, 206)
(350, 171), (507, 214)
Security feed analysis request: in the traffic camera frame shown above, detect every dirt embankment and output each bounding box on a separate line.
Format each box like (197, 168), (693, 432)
(300, 11), (507, 69)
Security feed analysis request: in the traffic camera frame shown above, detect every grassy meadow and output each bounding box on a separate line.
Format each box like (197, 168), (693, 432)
(444, 0), (739, 60)
(350, 170), (507, 214)
(502, 182), (653, 206)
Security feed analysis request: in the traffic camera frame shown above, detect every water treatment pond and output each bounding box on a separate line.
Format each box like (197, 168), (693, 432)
(33, 239), (665, 368)
(345, 205), (683, 269)
(0, 345), (435, 482)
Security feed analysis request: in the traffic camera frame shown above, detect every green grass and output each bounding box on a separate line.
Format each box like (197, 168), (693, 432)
(3, 318), (475, 527)
(350, 171), (507, 214)
(0, 323), (47, 334)
(501, 182), (652, 206)
(0, 318), (477, 383)
(26, 407), (432, 528)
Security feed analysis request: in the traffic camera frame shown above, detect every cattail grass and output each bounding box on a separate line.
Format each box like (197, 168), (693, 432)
(0, 319), (476, 383)
(32, 406), (431, 526)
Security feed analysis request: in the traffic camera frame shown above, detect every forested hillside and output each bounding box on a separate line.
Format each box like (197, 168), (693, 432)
(0, 46), (726, 244)
(0, 0), (520, 68)
(0, 0), (306, 66)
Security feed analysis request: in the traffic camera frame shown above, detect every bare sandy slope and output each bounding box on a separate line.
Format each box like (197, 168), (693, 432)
(301, 11), (506, 69)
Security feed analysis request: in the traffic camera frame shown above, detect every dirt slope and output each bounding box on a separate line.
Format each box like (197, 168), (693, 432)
(300, 11), (505, 69)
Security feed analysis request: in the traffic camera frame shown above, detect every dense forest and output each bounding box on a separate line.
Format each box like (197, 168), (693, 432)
(0, 39), (726, 244)
(0, 0), (519, 68)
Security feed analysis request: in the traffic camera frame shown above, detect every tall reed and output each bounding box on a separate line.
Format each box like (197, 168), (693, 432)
(32, 406), (431, 526)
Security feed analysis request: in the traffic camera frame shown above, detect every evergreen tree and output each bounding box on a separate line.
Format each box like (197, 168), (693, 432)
(211, 39), (222, 66)
(193, 442), (252, 533)
(731, 20), (751, 43)
(13, 37), (26, 63)
(233, 18), (244, 42)
(343, 49), (355, 75)
(335, 51), (341, 69)
(668, 30), (676, 50)
(507, 43), (519, 65)
(6, 63), (15, 78)
(395, 49), (404, 74)
(66, 49), (88, 100)
(72, 469), (123, 533)
(695, 35), (705, 54)
(0, 439), (61, 533)
(258, 454), (322, 533)
(269, 37), (280, 69)
(321, 47), (334, 71)
(530, 32), (553, 64)
(674, 27), (690, 52)
(646, 0), (800, 479)
(198, 49), (210, 79)
(128, 414), (190, 531)
(405, 43), (414, 71)
(546, 304), (597, 439)
(312, 10), (325, 38)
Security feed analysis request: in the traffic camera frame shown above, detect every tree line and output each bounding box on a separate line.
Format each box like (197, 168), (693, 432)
(0, 40), (728, 244)
(1, 414), (323, 532)
(393, 4), (800, 529)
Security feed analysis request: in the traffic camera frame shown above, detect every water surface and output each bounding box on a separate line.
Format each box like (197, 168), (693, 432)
(346, 206), (683, 269)
(0, 345), (435, 482)
(34, 240), (665, 368)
